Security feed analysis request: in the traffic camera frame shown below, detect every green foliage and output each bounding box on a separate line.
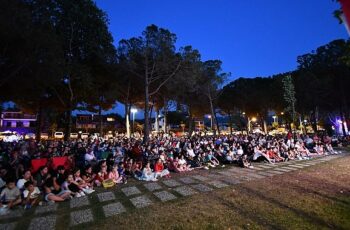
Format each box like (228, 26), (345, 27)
(218, 39), (350, 132)
(218, 75), (284, 118)
(282, 75), (296, 123)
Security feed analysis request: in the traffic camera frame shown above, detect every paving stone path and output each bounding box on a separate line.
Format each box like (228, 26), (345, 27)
(102, 202), (126, 217)
(153, 191), (177, 202)
(0, 154), (344, 229)
(70, 196), (90, 208)
(121, 186), (142, 197)
(70, 209), (94, 226)
(34, 204), (57, 215)
(130, 195), (153, 208)
(174, 185), (198, 196)
(178, 177), (197, 184)
(162, 179), (182, 187)
(29, 215), (56, 230)
(144, 182), (163, 191)
(97, 191), (116, 202)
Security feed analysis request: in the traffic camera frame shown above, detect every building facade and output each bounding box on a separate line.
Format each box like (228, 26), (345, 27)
(75, 114), (123, 132)
(0, 111), (37, 132)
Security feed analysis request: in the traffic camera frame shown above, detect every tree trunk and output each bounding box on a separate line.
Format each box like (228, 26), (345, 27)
(64, 105), (72, 141)
(163, 100), (168, 133)
(125, 104), (131, 138)
(263, 120), (267, 134)
(341, 109), (347, 136)
(208, 93), (217, 136)
(228, 111), (233, 135)
(35, 103), (43, 142)
(155, 109), (159, 133)
(188, 117), (194, 137)
(144, 71), (150, 143)
(311, 107), (318, 133)
(98, 104), (103, 135)
(149, 103), (154, 132)
(164, 113), (168, 133)
(214, 110), (220, 135)
(247, 118), (251, 133)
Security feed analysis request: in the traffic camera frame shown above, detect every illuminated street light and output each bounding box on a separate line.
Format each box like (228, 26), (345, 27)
(207, 115), (213, 129)
(251, 117), (257, 122)
(272, 115), (277, 123)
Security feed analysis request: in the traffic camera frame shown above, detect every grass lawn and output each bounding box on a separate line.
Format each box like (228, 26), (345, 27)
(92, 156), (350, 230)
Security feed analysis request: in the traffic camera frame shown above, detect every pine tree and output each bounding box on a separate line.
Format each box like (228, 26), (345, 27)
(282, 75), (297, 129)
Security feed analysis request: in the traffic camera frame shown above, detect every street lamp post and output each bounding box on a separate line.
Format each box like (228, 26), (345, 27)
(272, 115), (277, 123)
(280, 112), (284, 126)
(208, 115), (212, 130)
(242, 112), (248, 133)
(131, 108), (137, 136)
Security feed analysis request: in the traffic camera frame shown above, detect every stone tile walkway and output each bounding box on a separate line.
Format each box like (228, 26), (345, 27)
(122, 186), (142, 197)
(178, 177), (197, 184)
(192, 184), (213, 192)
(162, 179), (182, 187)
(103, 202), (126, 217)
(144, 182), (162, 191)
(0, 154), (344, 229)
(97, 191), (116, 202)
(70, 209), (94, 226)
(153, 191), (177, 202)
(35, 203), (57, 215)
(29, 215), (56, 230)
(174, 186), (198, 196)
(70, 196), (90, 208)
(130, 195), (153, 208)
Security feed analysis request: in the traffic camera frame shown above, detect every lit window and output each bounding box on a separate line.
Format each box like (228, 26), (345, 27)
(107, 117), (115, 122)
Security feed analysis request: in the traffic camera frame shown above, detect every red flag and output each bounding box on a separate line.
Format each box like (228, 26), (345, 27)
(339, 0), (350, 35)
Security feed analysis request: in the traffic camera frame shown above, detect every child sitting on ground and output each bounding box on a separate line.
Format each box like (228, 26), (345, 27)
(23, 181), (41, 209)
(108, 164), (124, 184)
(154, 158), (170, 178)
(238, 154), (254, 169)
(63, 174), (85, 198)
(43, 177), (71, 203)
(117, 162), (127, 183)
(94, 164), (109, 187)
(141, 162), (158, 182)
(0, 178), (22, 209)
(81, 165), (96, 187)
(73, 169), (94, 194)
(131, 161), (143, 180)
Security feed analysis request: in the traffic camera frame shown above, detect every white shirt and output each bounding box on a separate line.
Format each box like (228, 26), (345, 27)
(0, 178), (6, 188)
(85, 152), (95, 161)
(23, 187), (41, 199)
(17, 179), (27, 190)
(187, 148), (195, 158)
(179, 158), (187, 165)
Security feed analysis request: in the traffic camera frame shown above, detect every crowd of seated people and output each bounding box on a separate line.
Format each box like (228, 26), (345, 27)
(0, 132), (342, 211)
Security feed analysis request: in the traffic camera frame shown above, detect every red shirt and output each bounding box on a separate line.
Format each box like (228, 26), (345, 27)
(154, 163), (164, 172)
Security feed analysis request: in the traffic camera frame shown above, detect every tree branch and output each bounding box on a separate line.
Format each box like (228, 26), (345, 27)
(51, 87), (66, 107)
(149, 60), (181, 96)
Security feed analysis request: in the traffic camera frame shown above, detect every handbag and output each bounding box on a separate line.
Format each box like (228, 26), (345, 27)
(102, 179), (115, 188)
